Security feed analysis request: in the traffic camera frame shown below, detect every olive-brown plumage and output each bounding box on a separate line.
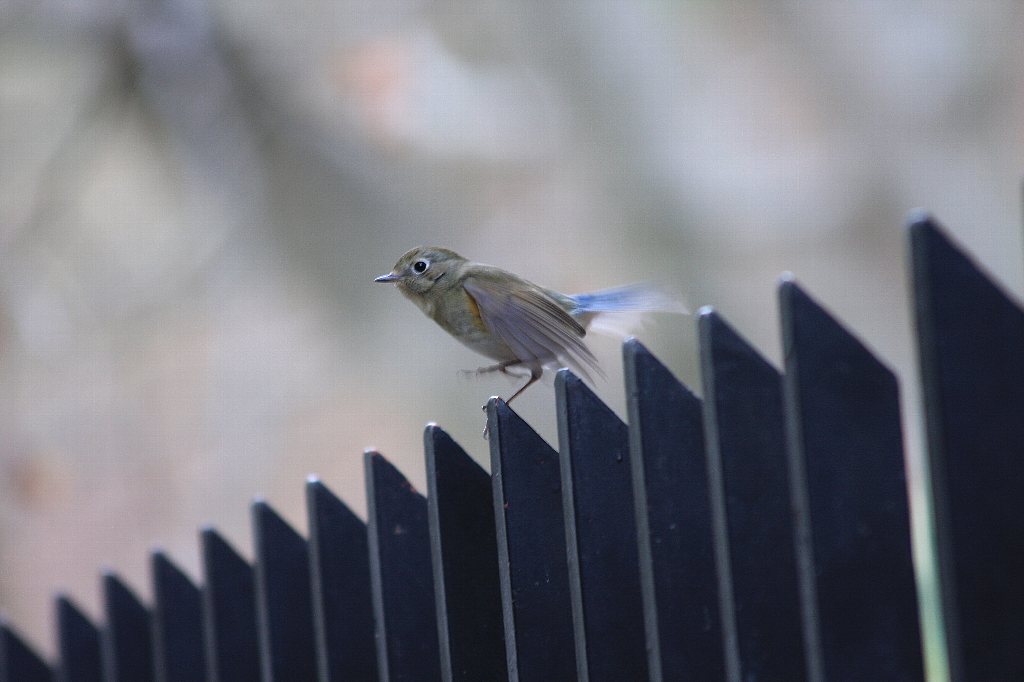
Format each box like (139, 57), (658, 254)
(375, 246), (681, 404)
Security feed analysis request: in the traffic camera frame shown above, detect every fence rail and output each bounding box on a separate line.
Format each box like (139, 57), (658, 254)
(1, 215), (1022, 681)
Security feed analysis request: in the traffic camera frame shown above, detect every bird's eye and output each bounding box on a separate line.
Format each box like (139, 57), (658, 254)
(413, 259), (429, 274)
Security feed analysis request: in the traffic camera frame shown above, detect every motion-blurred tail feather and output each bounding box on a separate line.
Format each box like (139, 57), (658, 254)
(569, 282), (687, 337)
(570, 283), (688, 316)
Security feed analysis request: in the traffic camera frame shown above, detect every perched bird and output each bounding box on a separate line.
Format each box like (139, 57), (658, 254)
(375, 246), (684, 407)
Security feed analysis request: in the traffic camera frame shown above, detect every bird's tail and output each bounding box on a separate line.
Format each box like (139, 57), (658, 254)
(569, 283), (688, 334)
(570, 283), (687, 316)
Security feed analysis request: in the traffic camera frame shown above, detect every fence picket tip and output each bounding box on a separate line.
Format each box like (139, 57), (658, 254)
(622, 335), (647, 359)
(554, 367), (579, 390)
(906, 207), (935, 229)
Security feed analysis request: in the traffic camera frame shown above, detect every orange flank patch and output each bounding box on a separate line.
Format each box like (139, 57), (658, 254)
(464, 289), (488, 332)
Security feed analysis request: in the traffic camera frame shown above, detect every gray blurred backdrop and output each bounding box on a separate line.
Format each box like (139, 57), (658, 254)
(1, 1), (1022, 672)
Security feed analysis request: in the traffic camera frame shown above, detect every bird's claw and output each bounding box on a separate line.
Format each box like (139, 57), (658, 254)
(480, 399), (499, 439)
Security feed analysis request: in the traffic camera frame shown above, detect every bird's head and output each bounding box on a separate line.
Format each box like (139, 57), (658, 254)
(374, 246), (465, 298)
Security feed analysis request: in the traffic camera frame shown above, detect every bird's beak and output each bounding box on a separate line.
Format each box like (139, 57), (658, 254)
(374, 272), (400, 283)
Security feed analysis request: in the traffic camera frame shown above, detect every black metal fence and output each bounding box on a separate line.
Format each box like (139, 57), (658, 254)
(1, 214), (1022, 681)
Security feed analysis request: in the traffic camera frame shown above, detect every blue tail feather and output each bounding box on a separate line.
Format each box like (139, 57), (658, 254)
(569, 283), (686, 315)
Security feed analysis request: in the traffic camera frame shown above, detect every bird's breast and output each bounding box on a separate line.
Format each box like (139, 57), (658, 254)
(432, 287), (514, 362)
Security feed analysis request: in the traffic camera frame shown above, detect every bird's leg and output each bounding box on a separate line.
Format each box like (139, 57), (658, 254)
(461, 359), (523, 378)
(505, 366), (543, 405)
(481, 365), (542, 440)
(499, 363), (525, 376)
(474, 360), (526, 414)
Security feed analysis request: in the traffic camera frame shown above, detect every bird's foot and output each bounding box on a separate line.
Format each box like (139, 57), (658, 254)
(480, 399), (500, 439)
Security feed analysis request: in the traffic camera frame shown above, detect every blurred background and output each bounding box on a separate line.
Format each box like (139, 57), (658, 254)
(1, 1), (1022, 675)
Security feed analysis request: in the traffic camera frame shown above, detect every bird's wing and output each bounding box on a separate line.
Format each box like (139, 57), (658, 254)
(463, 274), (601, 378)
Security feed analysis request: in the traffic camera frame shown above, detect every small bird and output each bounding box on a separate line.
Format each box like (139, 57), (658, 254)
(375, 246), (684, 408)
